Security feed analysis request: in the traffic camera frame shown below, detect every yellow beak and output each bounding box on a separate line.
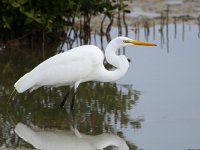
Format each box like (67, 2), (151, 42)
(124, 40), (157, 46)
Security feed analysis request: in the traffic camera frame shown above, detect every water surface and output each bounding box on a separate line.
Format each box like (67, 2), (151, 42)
(122, 24), (200, 150)
(0, 23), (200, 150)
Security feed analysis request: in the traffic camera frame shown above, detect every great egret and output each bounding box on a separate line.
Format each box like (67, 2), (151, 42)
(15, 123), (129, 150)
(14, 36), (156, 109)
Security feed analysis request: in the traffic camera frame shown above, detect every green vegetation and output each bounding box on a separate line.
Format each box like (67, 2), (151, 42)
(0, 0), (130, 43)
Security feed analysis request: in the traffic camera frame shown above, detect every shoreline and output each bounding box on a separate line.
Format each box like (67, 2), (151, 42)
(90, 0), (200, 33)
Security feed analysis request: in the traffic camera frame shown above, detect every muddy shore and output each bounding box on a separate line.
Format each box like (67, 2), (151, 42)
(91, 0), (200, 33)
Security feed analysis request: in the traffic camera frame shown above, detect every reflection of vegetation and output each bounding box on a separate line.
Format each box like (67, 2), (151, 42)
(0, 81), (141, 148)
(0, 83), (141, 149)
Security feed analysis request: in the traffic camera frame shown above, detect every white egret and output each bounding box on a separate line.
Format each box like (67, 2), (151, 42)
(15, 122), (129, 150)
(14, 36), (156, 109)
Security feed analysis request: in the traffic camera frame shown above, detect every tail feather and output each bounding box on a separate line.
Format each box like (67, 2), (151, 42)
(14, 73), (36, 93)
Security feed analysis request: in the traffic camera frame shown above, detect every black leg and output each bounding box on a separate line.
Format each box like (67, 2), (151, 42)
(60, 89), (71, 108)
(70, 89), (78, 110)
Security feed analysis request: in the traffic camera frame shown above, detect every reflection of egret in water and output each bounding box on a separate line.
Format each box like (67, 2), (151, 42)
(15, 123), (129, 150)
(0, 82), (141, 148)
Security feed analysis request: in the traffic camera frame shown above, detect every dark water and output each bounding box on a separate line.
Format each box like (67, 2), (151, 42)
(0, 23), (200, 150)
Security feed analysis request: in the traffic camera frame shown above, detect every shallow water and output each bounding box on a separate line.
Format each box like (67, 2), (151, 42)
(0, 23), (200, 150)
(123, 24), (200, 150)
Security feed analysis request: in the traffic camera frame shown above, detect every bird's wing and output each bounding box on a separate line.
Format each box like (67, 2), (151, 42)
(28, 45), (104, 86)
(14, 45), (104, 92)
(31, 45), (104, 74)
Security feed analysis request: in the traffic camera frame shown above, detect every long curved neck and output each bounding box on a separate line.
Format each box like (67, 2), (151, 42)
(105, 41), (122, 68)
(97, 40), (129, 82)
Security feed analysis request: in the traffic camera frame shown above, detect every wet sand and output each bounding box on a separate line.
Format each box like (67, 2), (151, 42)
(131, 0), (200, 16)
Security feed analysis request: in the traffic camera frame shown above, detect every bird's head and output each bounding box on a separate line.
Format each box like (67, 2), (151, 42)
(115, 36), (156, 47)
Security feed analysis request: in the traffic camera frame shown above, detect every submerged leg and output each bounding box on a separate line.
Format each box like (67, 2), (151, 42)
(70, 89), (78, 110)
(70, 81), (81, 110)
(60, 89), (71, 108)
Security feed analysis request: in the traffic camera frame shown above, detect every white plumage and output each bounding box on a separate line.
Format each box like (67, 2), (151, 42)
(15, 45), (104, 93)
